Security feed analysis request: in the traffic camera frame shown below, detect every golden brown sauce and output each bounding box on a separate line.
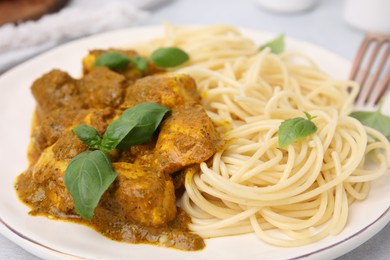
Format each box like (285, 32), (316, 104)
(15, 49), (222, 251)
(16, 171), (204, 250)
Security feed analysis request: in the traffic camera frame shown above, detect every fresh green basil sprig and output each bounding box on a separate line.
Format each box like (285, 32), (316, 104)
(72, 124), (102, 149)
(64, 102), (170, 220)
(259, 34), (285, 54)
(94, 47), (189, 71)
(64, 150), (117, 220)
(278, 112), (317, 148)
(100, 103), (171, 153)
(350, 100), (390, 140)
(93, 52), (132, 71)
(149, 47), (190, 68)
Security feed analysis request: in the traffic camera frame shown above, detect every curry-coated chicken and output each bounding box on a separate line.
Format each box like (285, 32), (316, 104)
(121, 74), (201, 109)
(109, 162), (176, 227)
(16, 52), (222, 250)
(29, 108), (117, 163)
(18, 134), (177, 227)
(77, 67), (127, 109)
(16, 145), (75, 216)
(82, 49), (163, 80)
(154, 103), (222, 174)
(30, 67), (129, 115)
(31, 69), (86, 116)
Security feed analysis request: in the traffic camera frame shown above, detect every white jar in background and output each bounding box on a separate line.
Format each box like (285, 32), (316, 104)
(344, 0), (390, 33)
(256, 0), (319, 13)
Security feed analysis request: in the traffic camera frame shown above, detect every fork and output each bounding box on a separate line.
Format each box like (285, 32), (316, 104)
(350, 33), (390, 106)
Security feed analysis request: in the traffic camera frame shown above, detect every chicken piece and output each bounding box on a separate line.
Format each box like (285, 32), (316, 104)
(30, 108), (117, 162)
(78, 67), (127, 109)
(18, 142), (177, 226)
(117, 140), (156, 166)
(154, 103), (222, 174)
(51, 131), (88, 161)
(15, 146), (75, 217)
(82, 49), (138, 74)
(48, 108), (118, 161)
(82, 49), (163, 80)
(107, 162), (177, 227)
(30, 109), (89, 159)
(77, 107), (118, 135)
(121, 74), (201, 110)
(31, 69), (86, 116)
(19, 124), (94, 216)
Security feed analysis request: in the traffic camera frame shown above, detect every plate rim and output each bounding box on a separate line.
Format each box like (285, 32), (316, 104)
(0, 24), (389, 260)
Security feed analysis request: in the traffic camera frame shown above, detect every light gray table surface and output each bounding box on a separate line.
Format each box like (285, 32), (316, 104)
(1, 0), (389, 259)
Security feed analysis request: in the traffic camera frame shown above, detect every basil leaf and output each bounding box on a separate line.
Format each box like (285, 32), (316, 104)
(100, 117), (137, 153)
(94, 52), (131, 70)
(304, 111), (316, 121)
(278, 113), (317, 148)
(72, 124), (102, 149)
(132, 56), (149, 71)
(101, 102), (170, 152)
(259, 34), (285, 54)
(64, 150), (117, 220)
(116, 103), (170, 149)
(350, 101), (390, 140)
(150, 47), (189, 68)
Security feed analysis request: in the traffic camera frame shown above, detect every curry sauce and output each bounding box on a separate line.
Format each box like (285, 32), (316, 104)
(15, 49), (222, 251)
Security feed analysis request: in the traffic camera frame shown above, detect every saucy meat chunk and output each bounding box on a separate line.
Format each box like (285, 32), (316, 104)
(121, 74), (201, 109)
(17, 148), (177, 228)
(118, 140), (156, 166)
(108, 162), (176, 227)
(78, 67), (127, 109)
(17, 47), (221, 250)
(30, 108), (117, 162)
(52, 131), (88, 160)
(82, 49), (163, 80)
(16, 146), (75, 216)
(31, 69), (85, 115)
(154, 103), (222, 174)
(30, 109), (89, 159)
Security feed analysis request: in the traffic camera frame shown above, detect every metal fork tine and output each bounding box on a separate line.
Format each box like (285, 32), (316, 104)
(350, 36), (371, 81)
(363, 39), (390, 104)
(373, 67), (390, 105)
(358, 38), (382, 94)
(352, 33), (390, 106)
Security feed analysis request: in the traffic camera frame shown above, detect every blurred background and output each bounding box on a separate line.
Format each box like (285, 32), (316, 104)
(0, 0), (389, 259)
(1, 0), (389, 74)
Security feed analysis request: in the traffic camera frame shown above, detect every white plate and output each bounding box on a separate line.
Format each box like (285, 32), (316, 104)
(0, 26), (389, 260)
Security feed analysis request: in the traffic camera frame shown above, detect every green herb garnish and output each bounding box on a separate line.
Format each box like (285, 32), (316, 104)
(278, 112), (317, 148)
(94, 52), (131, 70)
(101, 102), (170, 153)
(72, 124), (102, 149)
(94, 47), (190, 72)
(150, 47), (189, 68)
(65, 102), (170, 220)
(350, 100), (390, 140)
(259, 34), (285, 54)
(64, 150), (117, 220)
(132, 56), (149, 72)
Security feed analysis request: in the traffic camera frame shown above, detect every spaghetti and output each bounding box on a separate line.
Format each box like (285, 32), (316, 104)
(140, 24), (390, 247)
